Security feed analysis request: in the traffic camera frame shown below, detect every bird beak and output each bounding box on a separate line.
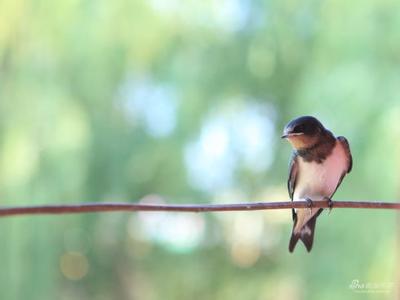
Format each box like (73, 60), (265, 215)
(281, 132), (304, 139)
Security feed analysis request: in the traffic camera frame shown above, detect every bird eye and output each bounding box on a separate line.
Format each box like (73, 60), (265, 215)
(293, 124), (304, 133)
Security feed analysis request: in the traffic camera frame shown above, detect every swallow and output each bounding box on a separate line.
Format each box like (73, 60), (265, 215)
(282, 116), (352, 252)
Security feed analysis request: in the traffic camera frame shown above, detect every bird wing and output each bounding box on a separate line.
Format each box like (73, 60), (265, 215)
(287, 151), (322, 252)
(329, 136), (353, 198)
(287, 152), (299, 221)
(337, 136), (352, 173)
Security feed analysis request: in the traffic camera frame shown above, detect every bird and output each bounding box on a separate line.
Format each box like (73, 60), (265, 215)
(281, 116), (352, 252)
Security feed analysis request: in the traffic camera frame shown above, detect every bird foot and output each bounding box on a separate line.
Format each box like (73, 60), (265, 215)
(324, 197), (333, 213)
(305, 198), (313, 215)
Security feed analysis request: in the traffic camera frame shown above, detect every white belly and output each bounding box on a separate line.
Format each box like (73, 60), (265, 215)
(293, 141), (348, 201)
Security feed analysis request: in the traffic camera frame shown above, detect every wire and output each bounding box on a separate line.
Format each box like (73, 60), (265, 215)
(0, 200), (398, 217)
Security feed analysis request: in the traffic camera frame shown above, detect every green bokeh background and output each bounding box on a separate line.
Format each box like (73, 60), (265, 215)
(0, 0), (399, 299)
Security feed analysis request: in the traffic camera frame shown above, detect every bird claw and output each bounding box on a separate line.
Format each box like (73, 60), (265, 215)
(305, 198), (313, 215)
(324, 197), (333, 213)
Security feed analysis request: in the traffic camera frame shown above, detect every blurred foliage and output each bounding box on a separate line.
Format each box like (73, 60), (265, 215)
(0, 0), (399, 299)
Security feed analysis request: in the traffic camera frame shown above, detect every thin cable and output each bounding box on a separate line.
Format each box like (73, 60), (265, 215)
(0, 200), (398, 217)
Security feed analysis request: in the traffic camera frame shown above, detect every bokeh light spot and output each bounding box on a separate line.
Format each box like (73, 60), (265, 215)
(230, 241), (261, 268)
(60, 252), (89, 281)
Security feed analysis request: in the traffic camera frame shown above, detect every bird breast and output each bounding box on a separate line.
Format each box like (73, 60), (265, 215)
(293, 141), (348, 201)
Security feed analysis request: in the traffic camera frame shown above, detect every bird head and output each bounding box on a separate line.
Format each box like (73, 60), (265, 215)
(281, 116), (325, 149)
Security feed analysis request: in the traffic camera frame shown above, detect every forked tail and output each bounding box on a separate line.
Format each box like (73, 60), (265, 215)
(289, 214), (318, 252)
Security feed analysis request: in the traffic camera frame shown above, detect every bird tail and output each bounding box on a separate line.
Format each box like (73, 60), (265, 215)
(288, 213), (319, 252)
